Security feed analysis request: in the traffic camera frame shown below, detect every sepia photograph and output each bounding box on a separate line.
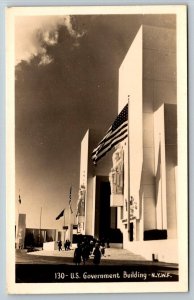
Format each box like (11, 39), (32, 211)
(6, 5), (188, 294)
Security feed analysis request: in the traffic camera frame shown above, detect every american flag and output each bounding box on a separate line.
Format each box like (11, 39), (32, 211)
(92, 103), (128, 164)
(56, 209), (65, 220)
(69, 186), (73, 214)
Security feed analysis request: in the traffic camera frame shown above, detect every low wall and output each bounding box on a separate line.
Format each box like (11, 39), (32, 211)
(123, 239), (178, 263)
(109, 243), (123, 249)
(43, 241), (58, 251)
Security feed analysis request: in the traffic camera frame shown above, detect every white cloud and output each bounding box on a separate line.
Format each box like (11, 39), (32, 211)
(42, 30), (59, 45)
(39, 54), (53, 65)
(15, 15), (85, 65)
(64, 16), (85, 39)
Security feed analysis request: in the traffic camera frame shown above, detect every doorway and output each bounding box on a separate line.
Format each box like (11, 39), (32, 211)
(129, 222), (134, 241)
(94, 176), (123, 243)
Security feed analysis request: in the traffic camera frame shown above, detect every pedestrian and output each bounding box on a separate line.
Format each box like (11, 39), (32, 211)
(101, 237), (105, 247)
(81, 243), (88, 265)
(93, 244), (101, 265)
(67, 240), (71, 250)
(58, 240), (62, 251)
(101, 245), (105, 256)
(73, 244), (82, 265)
(64, 240), (68, 251)
(89, 240), (94, 254)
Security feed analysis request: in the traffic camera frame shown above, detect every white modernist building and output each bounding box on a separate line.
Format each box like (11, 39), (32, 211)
(77, 25), (178, 263)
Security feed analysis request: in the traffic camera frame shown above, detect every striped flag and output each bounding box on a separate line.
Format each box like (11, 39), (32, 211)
(56, 209), (65, 220)
(92, 103), (128, 164)
(69, 186), (73, 214)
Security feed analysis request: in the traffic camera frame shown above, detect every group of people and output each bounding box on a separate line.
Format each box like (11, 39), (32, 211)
(64, 239), (71, 251)
(57, 239), (71, 251)
(57, 236), (110, 265)
(73, 237), (107, 266)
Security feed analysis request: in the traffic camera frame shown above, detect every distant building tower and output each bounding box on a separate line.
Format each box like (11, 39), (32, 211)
(16, 213), (26, 249)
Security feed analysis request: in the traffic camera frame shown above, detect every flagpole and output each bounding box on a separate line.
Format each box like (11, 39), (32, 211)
(68, 204), (71, 241)
(68, 186), (72, 242)
(17, 190), (21, 216)
(16, 198), (19, 249)
(16, 191), (21, 249)
(63, 208), (67, 243)
(39, 206), (42, 246)
(17, 199), (20, 247)
(127, 95), (131, 228)
(159, 132), (164, 230)
(63, 208), (66, 227)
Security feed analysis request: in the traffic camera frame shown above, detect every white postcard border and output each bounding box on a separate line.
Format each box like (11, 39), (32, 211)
(6, 5), (188, 294)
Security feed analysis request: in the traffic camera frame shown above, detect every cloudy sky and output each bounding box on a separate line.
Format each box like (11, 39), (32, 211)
(15, 13), (176, 229)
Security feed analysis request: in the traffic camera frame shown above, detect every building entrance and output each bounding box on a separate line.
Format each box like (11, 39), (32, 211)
(94, 176), (123, 243)
(129, 222), (134, 241)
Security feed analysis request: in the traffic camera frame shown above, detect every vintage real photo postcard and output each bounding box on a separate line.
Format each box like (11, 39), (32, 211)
(6, 5), (188, 294)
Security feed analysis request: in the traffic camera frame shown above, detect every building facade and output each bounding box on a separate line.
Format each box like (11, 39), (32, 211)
(77, 25), (178, 263)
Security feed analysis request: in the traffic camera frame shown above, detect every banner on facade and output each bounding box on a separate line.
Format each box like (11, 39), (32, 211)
(76, 185), (86, 217)
(109, 146), (124, 207)
(129, 196), (140, 220)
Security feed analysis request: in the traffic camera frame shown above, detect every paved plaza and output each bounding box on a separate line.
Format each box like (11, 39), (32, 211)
(15, 247), (178, 283)
(16, 247), (178, 270)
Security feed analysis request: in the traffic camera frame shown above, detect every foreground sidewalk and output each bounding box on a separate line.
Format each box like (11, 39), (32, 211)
(16, 247), (178, 283)
(26, 247), (178, 269)
(28, 247), (145, 261)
